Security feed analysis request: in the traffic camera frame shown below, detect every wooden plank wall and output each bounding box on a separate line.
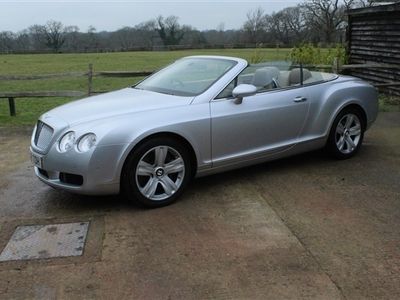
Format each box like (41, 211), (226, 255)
(347, 3), (400, 95)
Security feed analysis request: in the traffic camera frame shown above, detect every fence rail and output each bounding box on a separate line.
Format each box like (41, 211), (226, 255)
(0, 72), (87, 81)
(95, 71), (153, 77)
(1, 61), (399, 117)
(0, 91), (87, 117)
(0, 91), (86, 98)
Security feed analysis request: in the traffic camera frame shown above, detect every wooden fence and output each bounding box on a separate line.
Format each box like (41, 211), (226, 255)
(1, 62), (400, 117)
(347, 3), (400, 96)
(0, 64), (153, 116)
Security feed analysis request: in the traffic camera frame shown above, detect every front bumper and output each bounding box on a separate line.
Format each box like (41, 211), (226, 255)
(30, 142), (129, 196)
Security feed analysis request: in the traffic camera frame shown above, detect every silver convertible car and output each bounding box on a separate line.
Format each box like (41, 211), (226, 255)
(30, 55), (378, 207)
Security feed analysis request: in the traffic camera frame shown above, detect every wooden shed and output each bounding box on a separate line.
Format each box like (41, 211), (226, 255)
(347, 2), (400, 95)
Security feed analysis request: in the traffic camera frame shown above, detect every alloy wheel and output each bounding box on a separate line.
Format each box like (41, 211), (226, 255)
(135, 145), (185, 201)
(335, 113), (362, 154)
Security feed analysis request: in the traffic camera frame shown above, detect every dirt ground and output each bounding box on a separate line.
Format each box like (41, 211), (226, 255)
(0, 113), (399, 299)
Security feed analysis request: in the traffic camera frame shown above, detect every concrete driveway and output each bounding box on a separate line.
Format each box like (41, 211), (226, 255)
(0, 113), (399, 299)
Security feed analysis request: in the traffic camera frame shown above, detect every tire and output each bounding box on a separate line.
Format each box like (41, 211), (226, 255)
(121, 137), (192, 207)
(326, 107), (365, 159)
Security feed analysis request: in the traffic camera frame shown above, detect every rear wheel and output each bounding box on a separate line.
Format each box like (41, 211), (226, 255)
(327, 108), (365, 159)
(121, 137), (192, 207)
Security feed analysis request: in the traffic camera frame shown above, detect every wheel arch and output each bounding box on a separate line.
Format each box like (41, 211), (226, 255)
(307, 78), (377, 141)
(345, 103), (367, 129)
(329, 102), (368, 134)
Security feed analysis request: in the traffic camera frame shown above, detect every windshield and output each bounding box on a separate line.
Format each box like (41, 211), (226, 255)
(134, 57), (237, 96)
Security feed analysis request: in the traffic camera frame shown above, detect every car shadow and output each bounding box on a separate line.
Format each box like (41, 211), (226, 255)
(39, 145), (375, 215)
(42, 150), (317, 207)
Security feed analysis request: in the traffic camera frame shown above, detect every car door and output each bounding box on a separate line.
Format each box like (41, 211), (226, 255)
(210, 87), (310, 167)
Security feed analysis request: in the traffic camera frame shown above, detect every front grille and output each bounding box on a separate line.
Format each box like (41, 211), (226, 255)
(34, 120), (54, 151)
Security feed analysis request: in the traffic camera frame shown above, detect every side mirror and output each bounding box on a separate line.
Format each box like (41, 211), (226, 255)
(232, 84), (257, 104)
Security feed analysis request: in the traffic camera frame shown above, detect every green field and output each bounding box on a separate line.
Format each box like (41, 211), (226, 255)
(0, 48), (291, 126)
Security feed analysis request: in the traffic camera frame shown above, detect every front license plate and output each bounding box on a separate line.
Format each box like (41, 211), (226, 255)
(31, 152), (42, 169)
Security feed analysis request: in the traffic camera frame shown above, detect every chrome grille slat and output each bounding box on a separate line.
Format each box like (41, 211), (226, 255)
(34, 121), (54, 151)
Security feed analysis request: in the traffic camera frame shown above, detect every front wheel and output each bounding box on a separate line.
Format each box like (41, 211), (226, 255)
(327, 108), (365, 159)
(121, 137), (192, 207)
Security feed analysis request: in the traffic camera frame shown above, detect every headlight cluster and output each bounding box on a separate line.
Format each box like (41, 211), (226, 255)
(78, 133), (97, 152)
(58, 132), (97, 153)
(59, 132), (76, 153)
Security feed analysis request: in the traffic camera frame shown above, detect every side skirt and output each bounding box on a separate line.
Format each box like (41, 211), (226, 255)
(195, 136), (326, 178)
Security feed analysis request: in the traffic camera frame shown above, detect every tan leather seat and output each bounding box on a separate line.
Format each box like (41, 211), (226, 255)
(288, 68), (312, 85)
(252, 67), (281, 90)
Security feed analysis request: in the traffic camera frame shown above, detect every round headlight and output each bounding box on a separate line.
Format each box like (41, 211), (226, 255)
(77, 133), (97, 152)
(58, 131), (75, 153)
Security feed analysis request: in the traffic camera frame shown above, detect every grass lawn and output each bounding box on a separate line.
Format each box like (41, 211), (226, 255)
(0, 48), (291, 126)
(378, 94), (400, 112)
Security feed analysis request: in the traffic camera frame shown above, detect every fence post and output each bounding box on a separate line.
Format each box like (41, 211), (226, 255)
(88, 63), (93, 96)
(332, 57), (340, 74)
(300, 63), (304, 85)
(8, 97), (16, 116)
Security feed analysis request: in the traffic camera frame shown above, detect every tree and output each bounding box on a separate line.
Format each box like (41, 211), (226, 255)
(180, 26), (206, 47)
(302, 0), (353, 44)
(114, 27), (136, 49)
(134, 20), (158, 49)
(156, 15), (185, 46)
(28, 24), (47, 51)
(64, 25), (80, 51)
(85, 26), (99, 51)
(28, 21), (67, 52)
(41, 20), (67, 52)
(14, 30), (31, 52)
(0, 31), (15, 52)
(243, 7), (267, 44)
(267, 6), (308, 45)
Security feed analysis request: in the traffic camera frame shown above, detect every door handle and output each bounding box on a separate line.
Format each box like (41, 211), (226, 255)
(294, 96), (307, 103)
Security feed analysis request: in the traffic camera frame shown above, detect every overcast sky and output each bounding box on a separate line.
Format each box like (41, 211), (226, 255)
(0, 0), (303, 32)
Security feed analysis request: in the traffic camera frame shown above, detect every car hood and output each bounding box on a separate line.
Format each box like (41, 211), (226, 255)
(45, 88), (194, 126)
